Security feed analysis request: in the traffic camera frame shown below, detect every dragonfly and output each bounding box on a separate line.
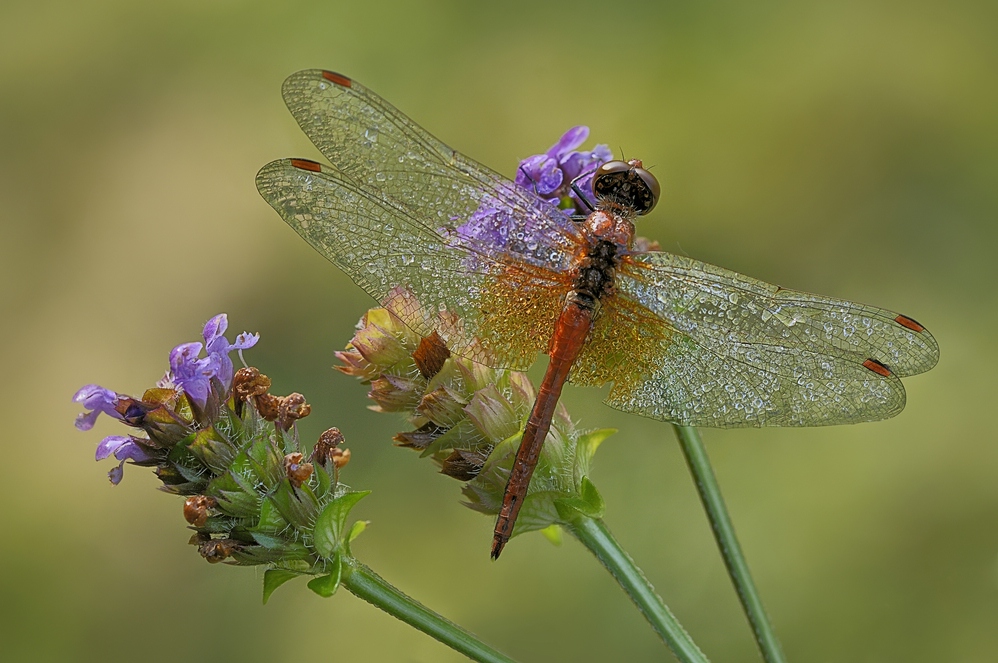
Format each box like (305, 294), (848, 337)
(256, 70), (939, 559)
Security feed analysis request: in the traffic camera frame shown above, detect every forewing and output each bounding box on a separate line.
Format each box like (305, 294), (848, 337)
(279, 69), (581, 272)
(256, 158), (569, 370)
(601, 251), (938, 427)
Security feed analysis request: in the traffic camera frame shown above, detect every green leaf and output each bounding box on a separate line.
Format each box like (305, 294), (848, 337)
(576, 428), (616, 463)
(313, 491), (371, 559)
(554, 477), (605, 520)
(347, 520), (368, 543)
(306, 558), (342, 598)
(579, 476), (605, 516)
(541, 524), (563, 546)
(314, 462), (331, 498)
(268, 481), (320, 532)
(255, 498), (288, 533)
(574, 428), (616, 479)
(262, 569), (301, 604)
(418, 419), (478, 458)
(464, 384), (519, 443)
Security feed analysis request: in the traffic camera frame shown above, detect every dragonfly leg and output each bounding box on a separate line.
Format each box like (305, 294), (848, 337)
(570, 167), (597, 212)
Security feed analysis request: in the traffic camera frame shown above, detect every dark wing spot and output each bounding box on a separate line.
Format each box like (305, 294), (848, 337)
(321, 70), (352, 88)
(863, 358), (892, 377)
(894, 314), (926, 333)
(290, 158), (322, 172)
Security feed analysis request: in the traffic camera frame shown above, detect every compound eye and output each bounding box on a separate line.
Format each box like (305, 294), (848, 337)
(592, 160), (660, 215)
(633, 167), (660, 214)
(594, 160), (632, 178)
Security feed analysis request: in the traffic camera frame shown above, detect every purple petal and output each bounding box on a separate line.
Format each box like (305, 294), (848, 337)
(590, 144), (613, 163)
(114, 440), (156, 463)
(202, 314), (228, 346)
(72, 384), (121, 431)
(516, 155), (562, 196)
(559, 152), (587, 182)
(178, 376), (210, 407)
(230, 332), (259, 351)
(169, 342), (204, 377)
(96, 435), (132, 461)
(108, 460), (125, 485)
(547, 126), (589, 159)
(75, 410), (101, 432)
(211, 353), (235, 389)
(169, 342), (212, 406)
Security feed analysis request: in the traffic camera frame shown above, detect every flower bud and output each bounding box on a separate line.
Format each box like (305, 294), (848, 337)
(183, 495), (217, 527)
(284, 453), (314, 488)
(198, 538), (240, 564)
(277, 393), (311, 430)
(312, 428), (344, 466)
(332, 447), (351, 470)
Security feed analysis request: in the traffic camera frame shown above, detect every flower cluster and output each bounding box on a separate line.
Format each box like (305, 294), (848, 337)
(514, 126), (612, 213)
(74, 315), (366, 601)
(337, 289), (613, 543)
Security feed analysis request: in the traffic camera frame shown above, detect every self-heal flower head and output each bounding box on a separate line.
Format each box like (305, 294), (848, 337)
(75, 315), (370, 602)
(514, 126), (613, 213)
(338, 288), (614, 546)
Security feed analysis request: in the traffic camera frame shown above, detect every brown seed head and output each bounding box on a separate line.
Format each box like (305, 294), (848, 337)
(393, 421), (447, 450)
(183, 495), (217, 527)
(311, 428), (345, 465)
(255, 393), (282, 421)
(232, 367), (271, 401)
(412, 331), (451, 378)
(198, 538), (240, 564)
(284, 452), (314, 488)
(440, 449), (486, 481)
(332, 447), (351, 470)
(278, 393), (311, 430)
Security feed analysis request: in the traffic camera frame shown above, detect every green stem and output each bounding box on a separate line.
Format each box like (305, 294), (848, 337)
(341, 558), (517, 663)
(565, 516), (710, 663)
(672, 425), (787, 663)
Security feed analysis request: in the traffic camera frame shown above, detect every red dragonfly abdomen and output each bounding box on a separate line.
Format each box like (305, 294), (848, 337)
(491, 296), (594, 559)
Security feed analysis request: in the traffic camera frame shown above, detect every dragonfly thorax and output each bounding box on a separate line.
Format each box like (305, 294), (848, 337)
(581, 209), (635, 249)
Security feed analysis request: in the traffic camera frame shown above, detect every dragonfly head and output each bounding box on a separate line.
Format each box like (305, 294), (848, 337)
(592, 159), (660, 216)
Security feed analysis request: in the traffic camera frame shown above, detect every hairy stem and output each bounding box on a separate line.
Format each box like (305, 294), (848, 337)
(341, 558), (518, 663)
(672, 424), (787, 663)
(565, 516), (711, 663)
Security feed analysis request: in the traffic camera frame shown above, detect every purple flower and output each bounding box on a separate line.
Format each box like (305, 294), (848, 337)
(169, 341), (213, 407)
(95, 435), (155, 463)
(73, 384), (122, 431)
(96, 435), (157, 485)
(202, 314), (259, 388)
(452, 127), (613, 264)
(168, 314), (259, 407)
(514, 126), (612, 211)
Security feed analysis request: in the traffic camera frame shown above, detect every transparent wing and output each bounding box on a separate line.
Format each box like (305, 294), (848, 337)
(256, 158), (571, 370)
(599, 251), (938, 427)
(279, 69), (581, 272)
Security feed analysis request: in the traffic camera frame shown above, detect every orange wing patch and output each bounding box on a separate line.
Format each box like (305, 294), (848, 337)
(474, 262), (571, 369)
(570, 292), (675, 390)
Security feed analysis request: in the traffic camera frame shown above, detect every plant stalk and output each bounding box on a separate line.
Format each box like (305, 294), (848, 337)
(565, 516), (711, 663)
(341, 558), (518, 663)
(672, 424), (787, 663)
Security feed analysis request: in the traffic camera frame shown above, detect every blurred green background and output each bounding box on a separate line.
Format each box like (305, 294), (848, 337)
(2, 0), (996, 661)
